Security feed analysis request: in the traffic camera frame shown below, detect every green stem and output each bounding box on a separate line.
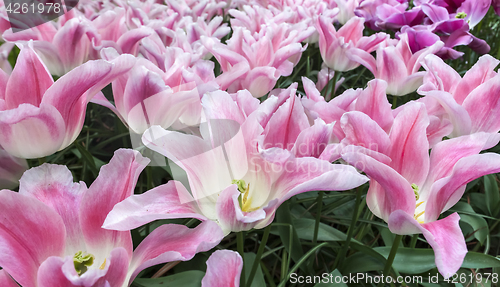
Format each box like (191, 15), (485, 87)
(409, 234), (419, 249)
(334, 188), (362, 270)
(312, 191), (324, 244)
(326, 71), (341, 101)
(377, 235), (403, 287)
(146, 166), (153, 191)
(237, 232), (246, 287)
(247, 225), (271, 287)
(38, 157), (47, 166)
(277, 242), (330, 287)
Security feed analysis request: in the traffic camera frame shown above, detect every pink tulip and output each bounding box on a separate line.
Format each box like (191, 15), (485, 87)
(348, 32), (443, 95)
(315, 15), (388, 72)
(202, 250), (243, 287)
(0, 43), (134, 158)
(341, 102), (500, 278)
(102, 90), (368, 235)
(419, 54), (500, 137)
(0, 149), (224, 287)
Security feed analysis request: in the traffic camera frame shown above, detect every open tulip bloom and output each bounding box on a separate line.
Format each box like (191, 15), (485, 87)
(0, 149), (231, 287)
(102, 90), (369, 235)
(340, 102), (500, 278)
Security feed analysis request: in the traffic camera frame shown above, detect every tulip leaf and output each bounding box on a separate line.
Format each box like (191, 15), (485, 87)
(73, 141), (98, 177)
(484, 174), (500, 217)
(453, 202), (489, 245)
(313, 269), (347, 287)
(291, 218), (352, 242)
(132, 270), (205, 287)
(344, 247), (500, 274)
(244, 252), (266, 287)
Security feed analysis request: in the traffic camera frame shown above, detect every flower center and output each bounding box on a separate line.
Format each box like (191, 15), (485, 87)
(73, 251), (106, 275)
(412, 184), (425, 223)
(455, 12), (467, 19)
(232, 179), (259, 212)
(73, 251), (95, 275)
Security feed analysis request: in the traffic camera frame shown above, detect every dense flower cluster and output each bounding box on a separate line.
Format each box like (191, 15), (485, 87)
(0, 0), (499, 286)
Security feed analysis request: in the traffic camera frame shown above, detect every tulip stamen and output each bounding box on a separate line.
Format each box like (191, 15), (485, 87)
(414, 210), (425, 223)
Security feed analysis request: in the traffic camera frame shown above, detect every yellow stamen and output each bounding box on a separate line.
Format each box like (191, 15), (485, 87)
(415, 201), (424, 208)
(99, 259), (106, 270)
(414, 210), (425, 220)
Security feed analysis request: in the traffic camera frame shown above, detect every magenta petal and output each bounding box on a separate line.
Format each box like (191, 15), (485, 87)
(4, 43), (53, 109)
(0, 103), (65, 158)
(0, 190), (65, 287)
(0, 270), (19, 287)
(80, 149), (149, 259)
(19, 163), (86, 254)
(202, 250), (243, 287)
(128, 221), (224, 284)
(103, 180), (206, 231)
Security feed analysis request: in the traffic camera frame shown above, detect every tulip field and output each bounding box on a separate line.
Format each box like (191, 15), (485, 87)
(1, 0), (500, 286)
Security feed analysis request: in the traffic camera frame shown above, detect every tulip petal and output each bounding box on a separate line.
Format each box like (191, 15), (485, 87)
(202, 250), (243, 287)
(4, 43), (53, 109)
(0, 270), (19, 287)
(387, 102), (429, 187)
(462, 74), (500, 134)
(340, 111), (391, 155)
(426, 153), (500, 221)
(0, 190), (65, 287)
(342, 151), (415, 222)
(354, 79), (394, 132)
(127, 221), (224, 283)
(80, 149), (149, 259)
(103, 180), (206, 231)
(19, 163), (87, 254)
(0, 103), (65, 158)
(388, 211), (466, 279)
(453, 54), (499, 104)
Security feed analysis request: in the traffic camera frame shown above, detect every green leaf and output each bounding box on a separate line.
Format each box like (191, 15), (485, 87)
(132, 270), (205, 287)
(292, 218), (359, 242)
(453, 202), (489, 244)
(243, 253), (266, 287)
(314, 269), (348, 287)
(73, 141), (98, 177)
(484, 174), (500, 217)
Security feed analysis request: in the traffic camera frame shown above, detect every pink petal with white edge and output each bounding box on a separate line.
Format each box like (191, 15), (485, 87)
(291, 119), (334, 158)
(202, 90), (246, 124)
(388, 211), (466, 279)
(0, 190), (66, 287)
(454, 54), (499, 105)
(0, 270), (19, 287)
(4, 43), (53, 109)
(462, 74), (500, 134)
(80, 149), (149, 260)
(103, 180), (206, 231)
(274, 157), (369, 203)
(127, 221), (224, 284)
(387, 102), (429, 187)
(354, 79), (394, 132)
(202, 250), (242, 287)
(419, 54), (461, 94)
(340, 111), (391, 155)
(341, 151), (415, 222)
(425, 91), (471, 137)
(242, 66), (280, 98)
(19, 163), (87, 254)
(425, 153), (500, 222)
(0, 103), (65, 158)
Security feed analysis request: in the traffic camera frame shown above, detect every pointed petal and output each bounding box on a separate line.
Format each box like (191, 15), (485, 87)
(291, 119), (334, 158)
(202, 90), (246, 124)
(80, 149), (149, 259)
(19, 163), (87, 254)
(103, 181), (206, 231)
(387, 102), (430, 186)
(454, 54), (499, 104)
(128, 221), (224, 283)
(462, 74), (500, 134)
(202, 250), (243, 287)
(420, 54), (461, 94)
(4, 43), (53, 109)
(354, 79), (394, 132)
(425, 91), (472, 137)
(426, 153), (500, 221)
(388, 211), (466, 279)
(0, 103), (65, 158)
(341, 151), (415, 222)
(0, 190), (65, 287)
(340, 111), (391, 155)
